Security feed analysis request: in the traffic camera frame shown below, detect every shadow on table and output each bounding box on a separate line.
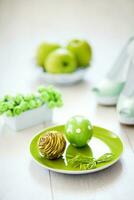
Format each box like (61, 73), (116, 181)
(29, 161), (51, 187)
(119, 123), (134, 130)
(55, 160), (122, 189)
(29, 159), (123, 193)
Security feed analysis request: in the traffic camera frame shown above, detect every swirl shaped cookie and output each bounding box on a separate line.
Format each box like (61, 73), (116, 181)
(38, 130), (66, 160)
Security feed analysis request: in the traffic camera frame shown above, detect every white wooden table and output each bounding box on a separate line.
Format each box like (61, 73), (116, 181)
(0, 1), (134, 200)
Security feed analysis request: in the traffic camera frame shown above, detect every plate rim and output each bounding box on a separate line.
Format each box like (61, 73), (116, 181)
(29, 124), (124, 174)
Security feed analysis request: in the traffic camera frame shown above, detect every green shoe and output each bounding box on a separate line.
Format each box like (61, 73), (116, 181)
(117, 58), (134, 125)
(93, 79), (125, 105)
(93, 37), (134, 105)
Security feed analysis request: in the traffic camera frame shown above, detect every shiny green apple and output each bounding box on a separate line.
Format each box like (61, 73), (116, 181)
(45, 48), (77, 74)
(36, 42), (60, 67)
(67, 39), (92, 67)
(65, 116), (93, 147)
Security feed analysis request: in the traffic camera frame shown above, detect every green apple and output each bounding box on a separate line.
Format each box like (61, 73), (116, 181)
(36, 42), (60, 67)
(45, 48), (77, 74)
(65, 116), (93, 147)
(67, 39), (92, 67)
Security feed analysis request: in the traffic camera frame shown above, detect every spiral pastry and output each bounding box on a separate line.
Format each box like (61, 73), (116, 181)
(38, 130), (66, 160)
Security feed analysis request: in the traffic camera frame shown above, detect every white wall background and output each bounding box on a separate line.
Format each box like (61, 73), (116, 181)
(0, 0), (134, 94)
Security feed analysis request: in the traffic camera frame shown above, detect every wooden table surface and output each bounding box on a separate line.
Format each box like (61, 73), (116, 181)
(0, 1), (134, 200)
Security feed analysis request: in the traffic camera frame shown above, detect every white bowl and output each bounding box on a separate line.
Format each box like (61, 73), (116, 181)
(4, 105), (52, 131)
(41, 68), (89, 85)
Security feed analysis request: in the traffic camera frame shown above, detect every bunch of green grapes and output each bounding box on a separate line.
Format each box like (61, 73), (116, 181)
(38, 85), (63, 109)
(0, 86), (63, 117)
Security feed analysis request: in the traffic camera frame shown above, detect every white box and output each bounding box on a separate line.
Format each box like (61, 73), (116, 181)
(4, 105), (53, 131)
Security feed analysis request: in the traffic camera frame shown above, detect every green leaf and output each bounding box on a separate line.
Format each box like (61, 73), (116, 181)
(67, 154), (96, 170)
(67, 152), (114, 170)
(96, 153), (114, 163)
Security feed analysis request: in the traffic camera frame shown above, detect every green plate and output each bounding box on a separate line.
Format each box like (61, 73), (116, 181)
(30, 125), (123, 174)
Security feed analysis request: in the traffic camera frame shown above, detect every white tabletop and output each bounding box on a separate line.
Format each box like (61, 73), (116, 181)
(0, 1), (134, 200)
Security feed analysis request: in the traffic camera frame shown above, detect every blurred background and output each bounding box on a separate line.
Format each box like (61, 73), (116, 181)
(1, 2), (134, 200)
(0, 0), (134, 94)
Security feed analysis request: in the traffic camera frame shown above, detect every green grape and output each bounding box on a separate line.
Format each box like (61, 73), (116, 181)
(48, 101), (55, 109)
(24, 94), (36, 101)
(0, 107), (4, 115)
(19, 101), (29, 111)
(7, 101), (15, 109)
(0, 85), (63, 116)
(53, 92), (58, 98)
(6, 110), (14, 117)
(56, 99), (63, 107)
(28, 100), (37, 109)
(0, 100), (3, 107)
(0, 102), (2, 112)
(37, 85), (63, 109)
(3, 95), (13, 101)
(56, 92), (61, 99)
(30, 94), (36, 99)
(13, 106), (22, 115)
(36, 99), (43, 107)
(15, 95), (24, 104)
(24, 96), (30, 101)
(40, 92), (49, 102)
(0, 102), (9, 112)
(38, 85), (47, 93)
(53, 91), (60, 99)
(48, 92), (54, 101)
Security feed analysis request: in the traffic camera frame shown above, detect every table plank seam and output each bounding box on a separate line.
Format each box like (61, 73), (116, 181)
(125, 133), (134, 154)
(49, 170), (54, 200)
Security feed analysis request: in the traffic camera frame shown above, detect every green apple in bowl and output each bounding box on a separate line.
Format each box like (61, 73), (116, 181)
(65, 116), (93, 147)
(67, 39), (92, 67)
(45, 48), (77, 74)
(36, 42), (61, 67)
